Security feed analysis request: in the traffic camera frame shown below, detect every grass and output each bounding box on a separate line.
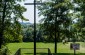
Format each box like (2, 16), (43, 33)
(6, 42), (85, 55)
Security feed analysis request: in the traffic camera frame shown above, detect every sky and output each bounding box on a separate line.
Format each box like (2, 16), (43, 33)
(19, 0), (43, 23)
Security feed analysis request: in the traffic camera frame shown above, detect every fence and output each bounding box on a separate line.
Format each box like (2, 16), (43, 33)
(14, 48), (51, 55)
(14, 48), (21, 55)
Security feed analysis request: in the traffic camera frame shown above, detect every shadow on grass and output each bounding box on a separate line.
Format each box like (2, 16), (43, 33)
(24, 53), (85, 55)
(53, 53), (85, 55)
(24, 53), (48, 55)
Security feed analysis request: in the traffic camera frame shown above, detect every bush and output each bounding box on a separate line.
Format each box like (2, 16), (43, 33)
(0, 46), (11, 55)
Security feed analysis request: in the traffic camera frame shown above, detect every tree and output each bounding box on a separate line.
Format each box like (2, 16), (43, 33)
(38, 0), (73, 53)
(69, 0), (85, 42)
(0, 0), (28, 48)
(23, 26), (34, 42)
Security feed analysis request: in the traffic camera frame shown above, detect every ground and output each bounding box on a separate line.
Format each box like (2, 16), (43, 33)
(6, 42), (85, 55)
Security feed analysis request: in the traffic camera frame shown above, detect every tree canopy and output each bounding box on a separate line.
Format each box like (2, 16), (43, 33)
(0, 0), (28, 48)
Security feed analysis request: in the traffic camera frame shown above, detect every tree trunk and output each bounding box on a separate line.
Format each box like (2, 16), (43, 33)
(0, 33), (3, 48)
(0, 0), (6, 48)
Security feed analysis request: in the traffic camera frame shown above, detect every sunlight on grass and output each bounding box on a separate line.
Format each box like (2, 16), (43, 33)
(6, 42), (85, 55)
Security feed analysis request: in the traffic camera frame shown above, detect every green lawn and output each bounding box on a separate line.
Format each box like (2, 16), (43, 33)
(6, 42), (85, 55)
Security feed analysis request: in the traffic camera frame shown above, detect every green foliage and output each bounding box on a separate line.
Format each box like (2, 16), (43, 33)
(22, 24), (34, 42)
(38, 0), (72, 42)
(0, 0), (28, 44)
(22, 23), (44, 42)
(36, 0), (85, 42)
(0, 46), (11, 55)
